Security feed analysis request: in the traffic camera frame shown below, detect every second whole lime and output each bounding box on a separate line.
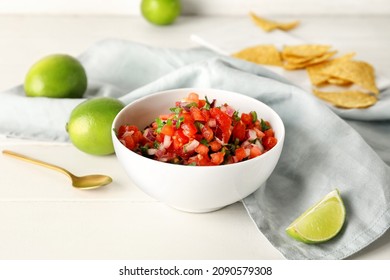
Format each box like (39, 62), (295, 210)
(24, 54), (87, 98)
(66, 97), (125, 156)
(141, 0), (181, 26)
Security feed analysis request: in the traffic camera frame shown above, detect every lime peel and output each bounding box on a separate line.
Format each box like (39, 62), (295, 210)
(286, 189), (346, 244)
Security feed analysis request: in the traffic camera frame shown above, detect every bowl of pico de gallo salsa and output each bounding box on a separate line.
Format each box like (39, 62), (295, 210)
(112, 88), (285, 212)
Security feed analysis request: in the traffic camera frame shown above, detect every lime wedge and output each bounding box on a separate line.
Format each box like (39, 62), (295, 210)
(286, 189), (346, 243)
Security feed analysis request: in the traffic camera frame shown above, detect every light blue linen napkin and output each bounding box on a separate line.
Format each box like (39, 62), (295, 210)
(1, 39), (389, 259)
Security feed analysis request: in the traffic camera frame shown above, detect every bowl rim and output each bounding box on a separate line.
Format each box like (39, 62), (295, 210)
(113, 87), (285, 170)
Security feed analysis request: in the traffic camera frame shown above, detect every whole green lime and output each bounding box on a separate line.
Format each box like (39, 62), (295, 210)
(141, 0), (181, 25)
(24, 54), (87, 98)
(66, 97), (125, 156)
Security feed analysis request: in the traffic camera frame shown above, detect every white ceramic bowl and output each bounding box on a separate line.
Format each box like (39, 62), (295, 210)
(112, 88), (285, 213)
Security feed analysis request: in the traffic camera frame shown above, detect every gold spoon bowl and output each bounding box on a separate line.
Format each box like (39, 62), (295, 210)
(2, 150), (112, 189)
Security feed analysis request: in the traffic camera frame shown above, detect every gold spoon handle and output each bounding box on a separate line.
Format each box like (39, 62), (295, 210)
(2, 150), (73, 179)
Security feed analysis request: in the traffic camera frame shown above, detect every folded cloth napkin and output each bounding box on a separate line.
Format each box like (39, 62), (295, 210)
(0, 38), (389, 260)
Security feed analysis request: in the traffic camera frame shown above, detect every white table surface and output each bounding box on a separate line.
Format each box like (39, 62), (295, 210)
(0, 14), (389, 260)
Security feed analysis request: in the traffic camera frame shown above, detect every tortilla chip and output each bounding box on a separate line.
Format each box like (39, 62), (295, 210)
(232, 45), (283, 66)
(307, 67), (330, 86)
(282, 44), (332, 59)
(322, 60), (379, 94)
(249, 12), (299, 32)
(306, 53), (356, 86)
(284, 51), (337, 70)
(326, 77), (353, 86)
(277, 21), (301, 31)
(313, 90), (377, 109)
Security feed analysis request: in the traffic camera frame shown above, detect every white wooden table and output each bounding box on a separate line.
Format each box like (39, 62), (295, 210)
(1, 15), (389, 260)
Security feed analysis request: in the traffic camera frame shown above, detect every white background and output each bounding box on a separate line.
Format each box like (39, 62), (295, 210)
(0, 0), (389, 15)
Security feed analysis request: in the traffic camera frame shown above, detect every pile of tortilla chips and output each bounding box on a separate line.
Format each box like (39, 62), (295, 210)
(236, 13), (380, 109)
(282, 45), (337, 70)
(232, 43), (379, 109)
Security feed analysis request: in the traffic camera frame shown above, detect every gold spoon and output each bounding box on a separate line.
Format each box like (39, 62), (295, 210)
(2, 150), (112, 189)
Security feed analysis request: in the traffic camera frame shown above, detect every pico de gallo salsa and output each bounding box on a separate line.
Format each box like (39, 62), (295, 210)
(117, 92), (277, 166)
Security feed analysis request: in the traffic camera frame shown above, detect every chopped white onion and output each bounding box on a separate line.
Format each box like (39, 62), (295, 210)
(143, 128), (155, 142)
(241, 140), (251, 148)
(163, 135), (172, 148)
(184, 139), (200, 152)
(208, 118), (217, 128)
(254, 140), (264, 153)
(253, 127), (265, 138)
(147, 148), (157, 155)
(122, 131), (134, 138)
(247, 129), (257, 141)
(221, 105), (235, 117)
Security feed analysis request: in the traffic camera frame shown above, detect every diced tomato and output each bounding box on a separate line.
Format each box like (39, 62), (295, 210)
(118, 125), (145, 150)
(155, 133), (164, 143)
(195, 144), (209, 155)
(201, 108), (210, 121)
(132, 130), (144, 144)
(172, 138), (182, 151)
(249, 145), (262, 159)
(209, 140), (222, 152)
(234, 147), (247, 162)
(181, 121), (197, 138)
(222, 130), (232, 144)
(161, 124), (174, 136)
(190, 106), (206, 122)
(263, 136), (277, 150)
(180, 112), (194, 123)
(264, 128), (274, 138)
(210, 107), (232, 143)
(122, 135), (135, 150)
(253, 120), (261, 130)
(194, 133), (203, 142)
(210, 152), (225, 165)
(197, 154), (211, 166)
(186, 92), (203, 107)
(118, 125), (138, 138)
(201, 124), (214, 142)
(241, 113), (252, 126)
(187, 92), (199, 103)
(210, 108), (232, 129)
(198, 99), (206, 108)
(173, 129), (189, 150)
(232, 121), (246, 142)
(253, 127), (265, 139)
(175, 129), (189, 143)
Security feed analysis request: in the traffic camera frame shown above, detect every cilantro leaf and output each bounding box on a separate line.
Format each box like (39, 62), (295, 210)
(155, 118), (164, 133)
(176, 116), (184, 129)
(170, 107), (182, 114)
(261, 119), (270, 131)
(203, 96), (211, 110)
(250, 111), (258, 123)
